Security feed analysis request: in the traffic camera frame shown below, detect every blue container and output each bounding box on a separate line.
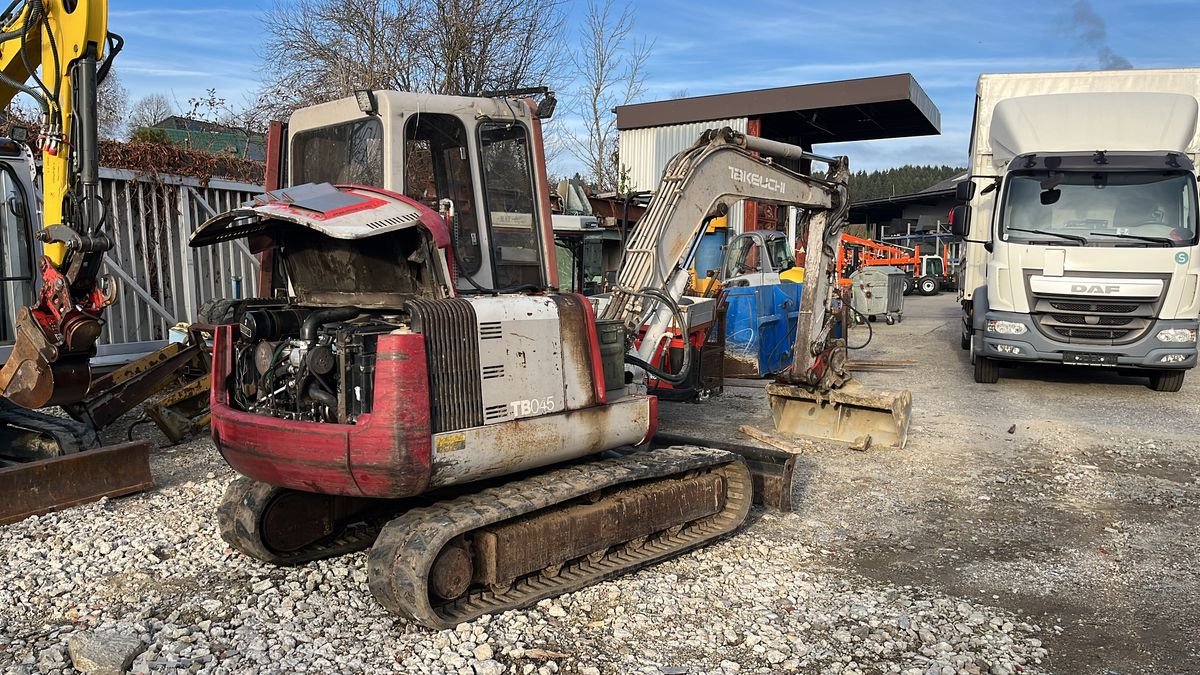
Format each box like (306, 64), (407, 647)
(693, 231), (727, 280)
(723, 283), (803, 376)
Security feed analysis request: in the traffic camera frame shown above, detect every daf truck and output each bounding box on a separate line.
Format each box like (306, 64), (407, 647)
(952, 69), (1200, 392)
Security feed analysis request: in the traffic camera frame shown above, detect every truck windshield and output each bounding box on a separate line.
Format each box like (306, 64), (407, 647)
(1000, 171), (1197, 247)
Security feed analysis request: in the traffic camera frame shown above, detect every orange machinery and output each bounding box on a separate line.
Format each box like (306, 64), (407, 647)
(837, 233), (950, 287)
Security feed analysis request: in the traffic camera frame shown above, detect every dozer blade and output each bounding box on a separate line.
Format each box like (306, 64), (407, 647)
(0, 307), (90, 409)
(649, 432), (798, 511)
(0, 441), (153, 525)
(767, 377), (912, 449)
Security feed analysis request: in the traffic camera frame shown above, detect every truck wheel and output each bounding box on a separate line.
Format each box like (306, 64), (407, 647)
(901, 276), (913, 296)
(960, 330), (970, 350)
(918, 276), (938, 296)
(974, 356), (1000, 384)
(1148, 370), (1185, 392)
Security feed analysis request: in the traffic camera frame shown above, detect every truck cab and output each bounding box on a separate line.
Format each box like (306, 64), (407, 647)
(956, 76), (1200, 391)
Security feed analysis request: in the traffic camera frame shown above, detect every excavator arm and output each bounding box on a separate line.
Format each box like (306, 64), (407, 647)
(0, 0), (119, 408)
(601, 127), (911, 448)
(599, 127), (851, 389)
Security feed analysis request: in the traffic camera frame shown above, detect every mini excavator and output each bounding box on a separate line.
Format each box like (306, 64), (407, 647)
(191, 90), (911, 628)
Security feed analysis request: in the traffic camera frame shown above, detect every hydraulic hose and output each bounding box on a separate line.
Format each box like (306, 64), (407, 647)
(847, 303), (873, 350)
(621, 286), (693, 385)
(305, 380), (337, 411)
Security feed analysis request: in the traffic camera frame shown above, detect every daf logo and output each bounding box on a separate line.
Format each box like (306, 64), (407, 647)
(1070, 284), (1121, 294)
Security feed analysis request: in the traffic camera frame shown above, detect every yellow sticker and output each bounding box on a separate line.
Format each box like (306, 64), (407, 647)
(435, 432), (467, 453)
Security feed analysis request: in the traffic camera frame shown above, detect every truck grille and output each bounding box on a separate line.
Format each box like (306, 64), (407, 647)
(1030, 291), (1159, 345)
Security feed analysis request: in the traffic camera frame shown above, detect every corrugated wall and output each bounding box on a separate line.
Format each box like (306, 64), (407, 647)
(619, 117), (748, 231)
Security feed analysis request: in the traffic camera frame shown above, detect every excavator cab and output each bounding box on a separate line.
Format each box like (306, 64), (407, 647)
(281, 92), (559, 294)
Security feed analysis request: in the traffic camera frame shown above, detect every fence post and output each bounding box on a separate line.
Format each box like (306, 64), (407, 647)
(178, 185), (197, 321)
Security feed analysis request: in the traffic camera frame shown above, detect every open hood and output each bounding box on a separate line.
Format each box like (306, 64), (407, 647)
(188, 182), (450, 248)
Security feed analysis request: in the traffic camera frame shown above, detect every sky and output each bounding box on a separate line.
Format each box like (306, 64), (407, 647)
(110, 0), (1200, 173)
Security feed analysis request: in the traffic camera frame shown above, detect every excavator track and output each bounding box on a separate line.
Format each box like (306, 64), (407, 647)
(0, 398), (100, 463)
(219, 447), (751, 629)
(218, 478), (403, 565)
(368, 446), (752, 629)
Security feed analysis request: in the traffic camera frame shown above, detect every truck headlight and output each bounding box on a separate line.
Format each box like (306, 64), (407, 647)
(986, 320), (1027, 335)
(1156, 328), (1197, 343)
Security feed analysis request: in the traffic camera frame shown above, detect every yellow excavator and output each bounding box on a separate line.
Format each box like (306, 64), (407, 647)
(0, 0), (153, 524)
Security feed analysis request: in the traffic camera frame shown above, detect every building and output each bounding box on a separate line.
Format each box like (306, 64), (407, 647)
(849, 171), (967, 271)
(615, 74), (942, 232)
(145, 116), (266, 161)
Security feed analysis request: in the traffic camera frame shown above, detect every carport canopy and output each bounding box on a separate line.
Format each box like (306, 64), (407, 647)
(615, 73), (940, 145)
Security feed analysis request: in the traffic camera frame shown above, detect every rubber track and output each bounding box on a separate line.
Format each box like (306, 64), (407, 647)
(218, 477), (394, 565)
(0, 399), (100, 459)
(366, 446), (752, 629)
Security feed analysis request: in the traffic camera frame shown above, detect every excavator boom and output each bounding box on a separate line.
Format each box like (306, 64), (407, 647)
(597, 126), (911, 448)
(0, 0), (118, 408)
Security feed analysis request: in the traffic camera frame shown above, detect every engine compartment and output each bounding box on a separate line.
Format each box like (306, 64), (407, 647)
(228, 305), (409, 424)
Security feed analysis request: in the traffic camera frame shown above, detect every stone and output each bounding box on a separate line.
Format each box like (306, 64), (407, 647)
(67, 631), (147, 675)
(473, 659), (504, 675)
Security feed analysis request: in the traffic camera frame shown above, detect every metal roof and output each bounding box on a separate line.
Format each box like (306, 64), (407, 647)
(615, 74), (941, 144)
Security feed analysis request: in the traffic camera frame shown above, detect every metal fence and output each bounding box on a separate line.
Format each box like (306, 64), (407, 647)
(95, 168), (261, 360)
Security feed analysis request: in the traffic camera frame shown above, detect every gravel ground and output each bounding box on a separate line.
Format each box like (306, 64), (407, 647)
(4, 294), (1185, 674)
(661, 294), (1200, 674)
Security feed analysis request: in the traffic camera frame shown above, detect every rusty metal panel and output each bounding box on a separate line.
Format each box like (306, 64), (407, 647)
(474, 472), (725, 586)
(0, 441), (153, 525)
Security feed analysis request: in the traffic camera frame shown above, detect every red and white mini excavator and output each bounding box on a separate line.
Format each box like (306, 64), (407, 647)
(191, 89), (910, 628)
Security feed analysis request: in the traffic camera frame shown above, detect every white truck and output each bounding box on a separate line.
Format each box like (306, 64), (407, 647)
(952, 69), (1200, 392)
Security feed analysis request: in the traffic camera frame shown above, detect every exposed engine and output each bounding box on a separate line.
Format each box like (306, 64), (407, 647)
(229, 305), (407, 424)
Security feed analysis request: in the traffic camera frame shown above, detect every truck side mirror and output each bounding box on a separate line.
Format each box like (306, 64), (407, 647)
(948, 205), (971, 237)
(955, 180), (976, 202)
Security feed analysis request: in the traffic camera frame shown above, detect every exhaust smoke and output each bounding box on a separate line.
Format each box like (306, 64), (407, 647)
(1072, 0), (1133, 70)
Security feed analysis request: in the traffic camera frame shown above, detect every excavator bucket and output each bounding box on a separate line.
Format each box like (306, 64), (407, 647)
(0, 307), (91, 409)
(766, 378), (912, 449)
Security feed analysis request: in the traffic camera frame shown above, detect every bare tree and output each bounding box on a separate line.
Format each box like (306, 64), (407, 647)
(127, 93), (175, 132)
(563, 0), (651, 192)
(97, 69), (128, 140)
(258, 0), (565, 118)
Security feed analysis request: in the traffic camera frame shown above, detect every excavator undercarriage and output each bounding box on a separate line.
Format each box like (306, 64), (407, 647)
(221, 446), (750, 628)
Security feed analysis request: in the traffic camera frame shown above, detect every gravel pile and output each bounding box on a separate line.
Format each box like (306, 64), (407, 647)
(1, 439), (1049, 675)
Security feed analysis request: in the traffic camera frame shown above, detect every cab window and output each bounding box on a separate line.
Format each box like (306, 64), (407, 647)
(404, 114), (483, 275)
(479, 123), (544, 288)
(291, 118), (383, 187)
(0, 165), (33, 343)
